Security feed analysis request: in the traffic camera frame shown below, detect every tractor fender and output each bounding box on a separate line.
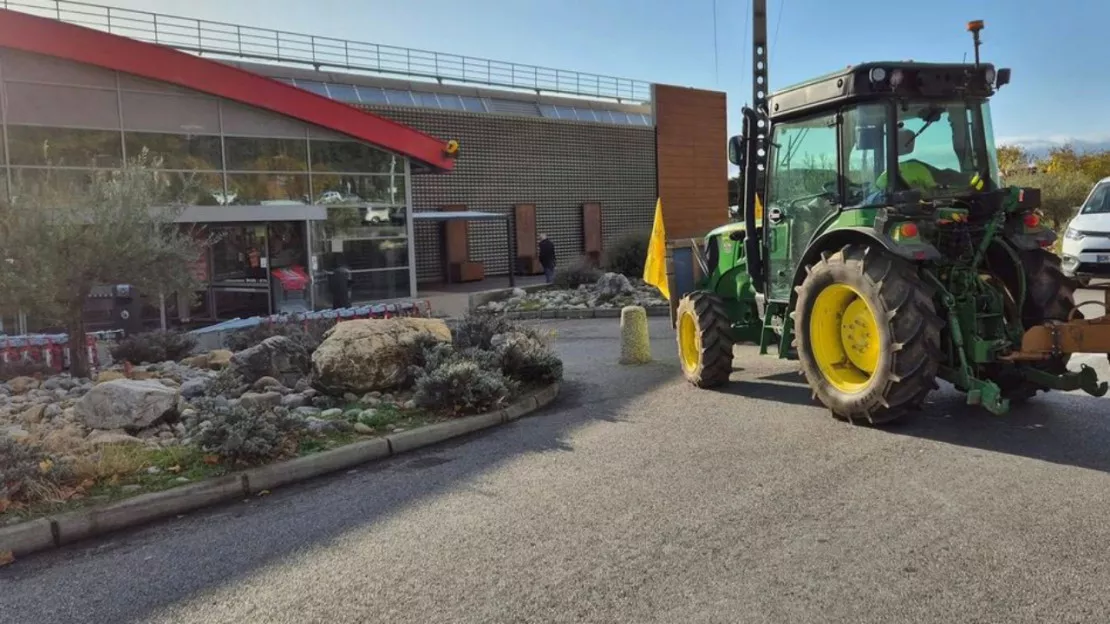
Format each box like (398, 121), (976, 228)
(789, 227), (941, 293)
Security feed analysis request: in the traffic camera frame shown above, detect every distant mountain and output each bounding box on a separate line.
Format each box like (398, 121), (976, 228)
(998, 136), (1110, 159)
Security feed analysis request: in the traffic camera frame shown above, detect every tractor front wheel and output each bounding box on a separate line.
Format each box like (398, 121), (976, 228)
(676, 291), (735, 388)
(793, 245), (943, 424)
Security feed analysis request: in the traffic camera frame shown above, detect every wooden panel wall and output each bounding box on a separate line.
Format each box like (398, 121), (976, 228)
(513, 203), (542, 274)
(652, 84), (728, 240)
(439, 204), (469, 264)
(582, 202), (603, 265)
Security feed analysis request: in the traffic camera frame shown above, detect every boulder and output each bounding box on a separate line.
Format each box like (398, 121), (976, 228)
(86, 430), (144, 448)
(281, 393), (308, 409)
(180, 378), (209, 399)
(310, 318), (452, 395)
(19, 404), (46, 425)
(207, 350), (233, 370)
(239, 391), (283, 410)
(6, 376), (40, 395)
(2, 425), (30, 443)
(75, 379), (179, 432)
(180, 353), (211, 369)
(230, 337), (309, 388)
(96, 370), (127, 384)
(251, 376), (285, 392)
(42, 424), (87, 454)
(596, 272), (634, 299)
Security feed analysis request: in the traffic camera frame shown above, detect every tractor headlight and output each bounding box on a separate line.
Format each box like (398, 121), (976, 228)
(869, 67), (887, 83)
(1065, 227), (1085, 241)
(985, 67), (996, 84)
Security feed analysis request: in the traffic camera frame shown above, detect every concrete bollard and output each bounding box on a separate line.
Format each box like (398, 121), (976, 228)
(619, 305), (652, 365)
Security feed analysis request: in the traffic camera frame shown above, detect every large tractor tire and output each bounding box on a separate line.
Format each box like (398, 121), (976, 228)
(793, 244), (943, 425)
(992, 248), (1081, 402)
(676, 291), (735, 388)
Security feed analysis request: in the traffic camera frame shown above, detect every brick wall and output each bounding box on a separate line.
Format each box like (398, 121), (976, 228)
(358, 105), (657, 283)
(652, 85), (729, 240)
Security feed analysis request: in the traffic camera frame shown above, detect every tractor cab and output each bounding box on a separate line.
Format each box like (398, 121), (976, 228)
(724, 60), (1013, 302)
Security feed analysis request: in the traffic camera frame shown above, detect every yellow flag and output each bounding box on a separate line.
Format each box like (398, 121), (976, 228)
(643, 198), (670, 301)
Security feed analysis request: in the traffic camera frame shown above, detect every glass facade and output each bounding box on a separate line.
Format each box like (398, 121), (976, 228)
(0, 47), (415, 324)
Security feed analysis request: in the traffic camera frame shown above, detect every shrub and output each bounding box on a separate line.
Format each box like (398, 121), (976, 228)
(205, 367), (247, 399)
(495, 330), (564, 385)
(0, 358), (54, 382)
(188, 399), (304, 465)
(553, 256), (603, 290)
(110, 329), (197, 364)
(602, 230), (650, 278)
(412, 358), (515, 416)
(223, 320), (329, 353)
(451, 312), (517, 351)
(0, 436), (51, 504)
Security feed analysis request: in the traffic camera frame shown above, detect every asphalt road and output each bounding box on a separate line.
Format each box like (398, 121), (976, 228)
(5, 307), (1110, 623)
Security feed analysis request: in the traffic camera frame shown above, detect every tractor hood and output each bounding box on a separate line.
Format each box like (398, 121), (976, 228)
(706, 222), (748, 239)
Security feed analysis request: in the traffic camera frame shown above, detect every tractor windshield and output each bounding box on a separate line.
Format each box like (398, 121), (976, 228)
(849, 99), (1000, 206)
(891, 99), (999, 199)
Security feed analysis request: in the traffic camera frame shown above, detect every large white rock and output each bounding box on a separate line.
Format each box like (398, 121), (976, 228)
(75, 379), (180, 431)
(311, 318), (452, 395)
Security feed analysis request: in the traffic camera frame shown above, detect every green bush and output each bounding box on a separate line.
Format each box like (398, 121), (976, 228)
(205, 367), (247, 399)
(412, 357), (516, 416)
(553, 256), (603, 290)
(451, 312), (517, 351)
(188, 398), (304, 465)
(110, 329), (198, 364)
(602, 230), (650, 278)
(496, 330), (564, 385)
(403, 312), (562, 416)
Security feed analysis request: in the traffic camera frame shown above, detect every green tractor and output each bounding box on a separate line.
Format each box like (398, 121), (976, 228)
(675, 6), (1110, 424)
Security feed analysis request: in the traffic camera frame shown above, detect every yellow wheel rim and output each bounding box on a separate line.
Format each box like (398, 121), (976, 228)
(678, 311), (700, 371)
(809, 283), (881, 393)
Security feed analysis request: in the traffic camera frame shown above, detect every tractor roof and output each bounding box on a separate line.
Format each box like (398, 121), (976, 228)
(767, 61), (998, 120)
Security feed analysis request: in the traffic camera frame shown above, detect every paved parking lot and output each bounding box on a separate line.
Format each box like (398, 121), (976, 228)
(4, 310), (1110, 623)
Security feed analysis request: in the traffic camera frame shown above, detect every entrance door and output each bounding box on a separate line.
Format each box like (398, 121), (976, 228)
(764, 112), (842, 301)
(267, 221), (311, 314)
(210, 224), (271, 319)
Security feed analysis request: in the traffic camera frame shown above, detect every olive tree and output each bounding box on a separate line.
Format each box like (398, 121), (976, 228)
(0, 151), (210, 378)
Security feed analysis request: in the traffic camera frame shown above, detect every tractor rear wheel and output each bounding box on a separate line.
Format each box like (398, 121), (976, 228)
(793, 244), (943, 424)
(676, 291), (735, 388)
(998, 248), (1080, 402)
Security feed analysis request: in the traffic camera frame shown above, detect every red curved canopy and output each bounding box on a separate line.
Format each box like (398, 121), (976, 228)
(0, 8), (455, 173)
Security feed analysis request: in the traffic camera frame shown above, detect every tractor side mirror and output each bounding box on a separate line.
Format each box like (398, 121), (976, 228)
(996, 67), (1011, 88)
(728, 135), (744, 166)
(728, 204), (740, 220)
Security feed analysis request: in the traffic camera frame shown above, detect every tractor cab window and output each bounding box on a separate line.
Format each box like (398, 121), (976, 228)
(842, 103), (888, 206)
(884, 99), (996, 199)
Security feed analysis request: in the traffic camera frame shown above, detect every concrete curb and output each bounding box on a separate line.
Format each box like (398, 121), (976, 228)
(495, 306), (669, 320)
(0, 382), (561, 563)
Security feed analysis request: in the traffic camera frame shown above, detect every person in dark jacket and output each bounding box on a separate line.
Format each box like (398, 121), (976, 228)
(538, 233), (556, 283)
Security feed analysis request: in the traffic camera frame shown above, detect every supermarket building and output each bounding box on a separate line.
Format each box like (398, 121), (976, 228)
(0, 1), (728, 332)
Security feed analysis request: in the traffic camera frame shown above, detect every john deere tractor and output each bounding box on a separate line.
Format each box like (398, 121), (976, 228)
(675, 3), (1110, 424)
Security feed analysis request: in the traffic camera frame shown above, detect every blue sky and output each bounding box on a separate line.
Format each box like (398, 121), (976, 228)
(90, 0), (1102, 148)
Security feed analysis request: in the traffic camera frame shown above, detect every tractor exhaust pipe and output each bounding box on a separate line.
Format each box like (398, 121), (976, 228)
(967, 20), (984, 67)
